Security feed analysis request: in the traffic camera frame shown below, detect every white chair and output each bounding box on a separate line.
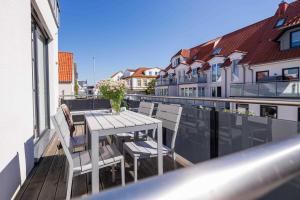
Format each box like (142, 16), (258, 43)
(52, 108), (125, 200)
(123, 103), (182, 182)
(115, 102), (154, 149)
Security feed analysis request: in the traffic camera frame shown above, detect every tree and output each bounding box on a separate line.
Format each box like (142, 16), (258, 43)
(145, 79), (156, 95)
(74, 80), (79, 96)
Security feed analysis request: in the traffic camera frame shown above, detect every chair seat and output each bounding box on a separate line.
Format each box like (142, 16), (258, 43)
(71, 135), (86, 148)
(123, 140), (171, 158)
(72, 144), (123, 174)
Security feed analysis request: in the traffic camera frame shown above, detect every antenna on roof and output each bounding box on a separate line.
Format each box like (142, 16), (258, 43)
(93, 56), (96, 85)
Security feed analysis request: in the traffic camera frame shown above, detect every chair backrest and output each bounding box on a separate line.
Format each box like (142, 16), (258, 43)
(51, 108), (74, 166)
(138, 102), (154, 117)
(155, 104), (182, 150)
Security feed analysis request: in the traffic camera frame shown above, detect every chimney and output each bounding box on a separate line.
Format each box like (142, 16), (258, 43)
(276, 1), (289, 17)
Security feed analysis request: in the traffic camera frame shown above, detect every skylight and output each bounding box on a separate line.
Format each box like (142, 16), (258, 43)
(212, 48), (222, 55)
(275, 18), (285, 28)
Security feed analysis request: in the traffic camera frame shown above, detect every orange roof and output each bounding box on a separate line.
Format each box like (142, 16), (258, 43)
(124, 67), (160, 78)
(58, 52), (73, 83)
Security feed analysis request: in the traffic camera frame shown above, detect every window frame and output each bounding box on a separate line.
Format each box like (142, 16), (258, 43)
(212, 63), (221, 83)
(282, 67), (299, 81)
(290, 30), (300, 49)
(137, 78), (141, 87)
(256, 70), (269, 82)
(275, 18), (286, 28)
(260, 105), (278, 119)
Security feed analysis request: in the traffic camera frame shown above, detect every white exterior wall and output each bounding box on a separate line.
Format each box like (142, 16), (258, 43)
(111, 72), (123, 81)
(59, 83), (74, 96)
(0, 0), (59, 199)
(251, 58), (300, 81)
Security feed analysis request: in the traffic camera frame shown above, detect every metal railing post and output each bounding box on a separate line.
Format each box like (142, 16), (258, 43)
(210, 107), (219, 158)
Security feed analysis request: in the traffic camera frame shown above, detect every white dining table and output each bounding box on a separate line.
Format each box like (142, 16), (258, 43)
(85, 110), (163, 194)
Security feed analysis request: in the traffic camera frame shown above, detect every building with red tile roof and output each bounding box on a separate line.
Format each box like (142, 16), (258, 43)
(58, 52), (77, 96)
(156, 0), (300, 121)
(121, 67), (161, 94)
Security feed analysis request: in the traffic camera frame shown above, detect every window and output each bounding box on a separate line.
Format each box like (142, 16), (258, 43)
(236, 104), (249, 113)
(192, 68), (197, 76)
(275, 18), (285, 28)
(174, 57), (180, 67)
(211, 87), (216, 97)
(282, 67), (299, 81)
(212, 64), (221, 82)
(137, 79), (141, 87)
(180, 88), (184, 96)
(143, 79), (148, 86)
(155, 71), (158, 75)
(32, 22), (50, 137)
(231, 60), (239, 81)
(149, 71), (152, 75)
(212, 48), (222, 55)
(217, 87), (222, 97)
(260, 105), (277, 119)
(291, 31), (300, 48)
(198, 87), (205, 97)
(256, 71), (269, 82)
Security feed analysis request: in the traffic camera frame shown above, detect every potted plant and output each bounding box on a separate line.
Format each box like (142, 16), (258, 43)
(98, 79), (127, 114)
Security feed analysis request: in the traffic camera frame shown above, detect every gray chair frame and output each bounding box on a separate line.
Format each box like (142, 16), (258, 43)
(115, 102), (155, 149)
(123, 103), (182, 182)
(52, 108), (125, 200)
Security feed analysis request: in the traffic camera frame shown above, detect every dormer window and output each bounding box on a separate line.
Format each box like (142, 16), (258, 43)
(149, 71), (152, 75)
(291, 31), (300, 48)
(275, 18), (285, 28)
(192, 55), (197, 61)
(212, 48), (222, 55)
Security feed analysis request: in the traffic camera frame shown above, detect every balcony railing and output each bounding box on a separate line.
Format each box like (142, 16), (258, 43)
(178, 75), (208, 84)
(59, 94), (300, 199)
(156, 79), (177, 86)
(231, 81), (300, 97)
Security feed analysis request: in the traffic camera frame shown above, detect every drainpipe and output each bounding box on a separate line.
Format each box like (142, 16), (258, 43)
(224, 68), (228, 98)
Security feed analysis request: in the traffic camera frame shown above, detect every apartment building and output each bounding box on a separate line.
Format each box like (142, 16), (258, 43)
(156, 0), (300, 121)
(58, 52), (77, 97)
(0, 0), (60, 199)
(122, 67), (161, 94)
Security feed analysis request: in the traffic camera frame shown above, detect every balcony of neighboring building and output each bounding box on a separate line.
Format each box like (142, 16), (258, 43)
(178, 74), (208, 84)
(230, 76), (300, 98)
(156, 78), (177, 86)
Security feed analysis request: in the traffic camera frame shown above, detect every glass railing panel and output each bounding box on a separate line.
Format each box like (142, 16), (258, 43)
(277, 81), (300, 97)
(243, 83), (259, 96)
(165, 106), (211, 163)
(230, 84), (243, 96)
(259, 82), (276, 97)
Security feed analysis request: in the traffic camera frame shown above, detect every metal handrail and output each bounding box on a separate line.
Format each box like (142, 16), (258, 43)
(85, 135), (300, 200)
(125, 94), (300, 106)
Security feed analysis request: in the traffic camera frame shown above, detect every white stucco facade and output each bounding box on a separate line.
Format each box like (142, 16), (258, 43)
(0, 0), (59, 199)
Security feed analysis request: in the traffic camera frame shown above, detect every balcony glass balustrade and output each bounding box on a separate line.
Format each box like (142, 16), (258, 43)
(231, 81), (300, 97)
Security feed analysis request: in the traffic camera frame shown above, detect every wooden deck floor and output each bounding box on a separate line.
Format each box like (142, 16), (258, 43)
(14, 125), (183, 200)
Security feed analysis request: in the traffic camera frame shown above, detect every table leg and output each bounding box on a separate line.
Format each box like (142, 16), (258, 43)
(91, 132), (99, 194)
(157, 122), (163, 175)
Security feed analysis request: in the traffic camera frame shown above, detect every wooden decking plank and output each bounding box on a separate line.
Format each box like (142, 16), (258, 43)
(19, 136), (58, 200)
(38, 152), (64, 200)
(72, 174), (88, 198)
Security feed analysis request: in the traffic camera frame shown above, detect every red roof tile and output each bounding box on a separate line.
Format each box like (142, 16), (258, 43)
(124, 67), (160, 79)
(58, 52), (73, 83)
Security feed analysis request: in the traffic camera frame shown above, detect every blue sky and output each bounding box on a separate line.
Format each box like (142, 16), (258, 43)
(59, 0), (291, 84)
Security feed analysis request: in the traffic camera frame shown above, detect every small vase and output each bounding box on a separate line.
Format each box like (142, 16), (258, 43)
(110, 99), (121, 115)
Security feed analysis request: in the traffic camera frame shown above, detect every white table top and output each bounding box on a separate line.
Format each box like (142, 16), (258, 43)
(85, 110), (161, 132)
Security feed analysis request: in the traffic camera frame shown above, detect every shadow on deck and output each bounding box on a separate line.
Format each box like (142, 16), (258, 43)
(14, 125), (184, 200)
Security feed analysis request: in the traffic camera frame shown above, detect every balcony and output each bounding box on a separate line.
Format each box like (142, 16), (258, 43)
(179, 75), (207, 84)
(156, 78), (177, 86)
(231, 81), (300, 97)
(15, 95), (300, 199)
